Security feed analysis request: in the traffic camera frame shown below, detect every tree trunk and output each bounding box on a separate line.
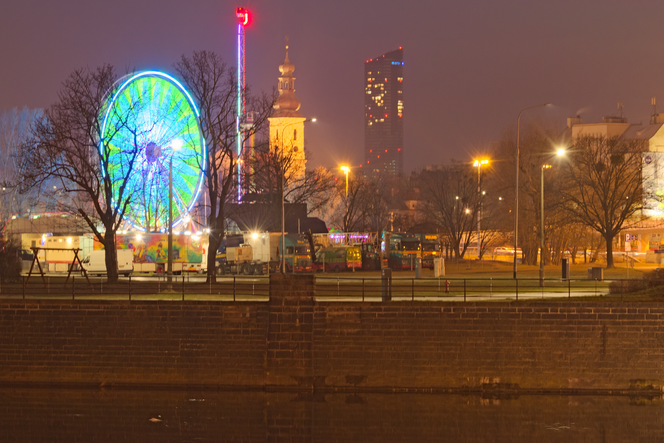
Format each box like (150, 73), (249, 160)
(104, 233), (118, 283)
(604, 233), (614, 268)
(207, 234), (222, 283)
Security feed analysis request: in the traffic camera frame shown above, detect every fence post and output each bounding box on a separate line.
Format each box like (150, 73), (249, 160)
(621, 279), (623, 302)
(464, 279), (466, 302)
(182, 275), (185, 301)
(362, 278), (365, 302)
(568, 278), (571, 299)
(22, 276), (25, 299)
(233, 276), (236, 301)
(412, 278), (415, 301)
(72, 276), (75, 300)
(515, 279), (518, 301)
(129, 275), (132, 301)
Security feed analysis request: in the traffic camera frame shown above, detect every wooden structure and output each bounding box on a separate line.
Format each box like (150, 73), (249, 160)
(24, 247), (91, 288)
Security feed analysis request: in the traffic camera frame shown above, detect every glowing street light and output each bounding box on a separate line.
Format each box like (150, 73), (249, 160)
(473, 159), (489, 260)
(514, 103), (551, 279)
(539, 147), (566, 286)
(340, 165), (350, 197)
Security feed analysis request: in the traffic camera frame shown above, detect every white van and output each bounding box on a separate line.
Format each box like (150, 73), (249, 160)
(82, 250), (134, 277)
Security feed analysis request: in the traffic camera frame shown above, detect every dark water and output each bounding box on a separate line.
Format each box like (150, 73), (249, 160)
(2, 388), (663, 442)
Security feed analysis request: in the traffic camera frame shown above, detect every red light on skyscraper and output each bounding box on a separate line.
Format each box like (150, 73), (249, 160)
(236, 7), (250, 26)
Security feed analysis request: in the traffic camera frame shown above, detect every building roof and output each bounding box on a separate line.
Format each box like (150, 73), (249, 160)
(620, 123), (664, 140)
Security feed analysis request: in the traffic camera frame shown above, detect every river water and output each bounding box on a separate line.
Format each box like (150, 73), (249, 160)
(2, 388), (662, 442)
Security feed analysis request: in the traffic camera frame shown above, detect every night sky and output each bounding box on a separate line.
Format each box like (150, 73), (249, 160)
(2, 0), (664, 172)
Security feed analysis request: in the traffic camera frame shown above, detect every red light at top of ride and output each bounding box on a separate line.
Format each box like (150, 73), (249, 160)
(236, 7), (251, 26)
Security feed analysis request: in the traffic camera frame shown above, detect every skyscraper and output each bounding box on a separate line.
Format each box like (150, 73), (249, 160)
(364, 47), (404, 176)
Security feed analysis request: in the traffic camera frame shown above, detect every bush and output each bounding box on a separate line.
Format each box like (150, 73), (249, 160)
(0, 239), (22, 283)
(608, 269), (664, 295)
(643, 268), (664, 290)
(608, 279), (644, 294)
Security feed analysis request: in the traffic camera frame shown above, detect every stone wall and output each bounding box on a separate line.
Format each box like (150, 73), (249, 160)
(1, 275), (664, 392)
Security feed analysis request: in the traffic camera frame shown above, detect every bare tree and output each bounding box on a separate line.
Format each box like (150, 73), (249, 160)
(331, 174), (368, 232)
(18, 65), (141, 282)
(490, 121), (570, 265)
(0, 108), (45, 222)
(251, 142), (335, 224)
(419, 162), (479, 258)
(174, 50), (274, 282)
(561, 136), (646, 268)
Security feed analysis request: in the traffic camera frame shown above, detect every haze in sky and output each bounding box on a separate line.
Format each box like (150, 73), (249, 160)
(2, 0), (664, 172)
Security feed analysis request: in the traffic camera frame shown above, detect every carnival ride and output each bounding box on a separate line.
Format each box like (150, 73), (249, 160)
(101, 71), (205, 232)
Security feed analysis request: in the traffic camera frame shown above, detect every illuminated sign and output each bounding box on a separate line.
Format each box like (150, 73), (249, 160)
(643, 152), (664, 217)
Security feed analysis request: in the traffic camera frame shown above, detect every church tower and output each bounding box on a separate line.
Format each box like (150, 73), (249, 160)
(269, 39), (306, 182)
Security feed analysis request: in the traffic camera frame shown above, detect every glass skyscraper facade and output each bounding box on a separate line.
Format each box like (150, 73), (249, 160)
(364, 48), (404, 176)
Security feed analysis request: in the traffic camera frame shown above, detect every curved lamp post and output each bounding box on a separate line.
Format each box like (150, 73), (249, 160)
(513, 103), (550, 279)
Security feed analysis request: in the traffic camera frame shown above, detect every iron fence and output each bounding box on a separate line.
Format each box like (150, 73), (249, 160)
(313, 277), (664, 302)
(1, 275), (662, 302)
(0, 275), (269, 301)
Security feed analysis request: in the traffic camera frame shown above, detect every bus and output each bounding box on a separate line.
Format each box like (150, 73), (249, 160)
(416, 234), (440, 268)
(384, 232), (421, 270)
(315, 245), (362, 272)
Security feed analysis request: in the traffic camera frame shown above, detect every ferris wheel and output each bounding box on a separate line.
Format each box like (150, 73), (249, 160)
(100, 71), (205, 232)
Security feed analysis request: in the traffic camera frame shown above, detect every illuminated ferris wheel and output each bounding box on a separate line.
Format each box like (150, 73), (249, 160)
(100, 71), (205, 232)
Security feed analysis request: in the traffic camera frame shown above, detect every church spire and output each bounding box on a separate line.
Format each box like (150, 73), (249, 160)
(273, 35), (302, 117)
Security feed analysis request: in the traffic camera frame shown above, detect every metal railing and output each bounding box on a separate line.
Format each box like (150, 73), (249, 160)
(0, 275), (269, 301)
(1, 275), (661, 302)
(313, 277), (663, 302)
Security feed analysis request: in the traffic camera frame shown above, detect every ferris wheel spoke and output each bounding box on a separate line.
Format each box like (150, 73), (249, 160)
(102, 71), (204, 232)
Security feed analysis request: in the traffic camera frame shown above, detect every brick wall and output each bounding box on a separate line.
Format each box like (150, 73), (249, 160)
(313, 303), (664, 392)
(2, 275), (664, 392)
(0, 300), (268, 387)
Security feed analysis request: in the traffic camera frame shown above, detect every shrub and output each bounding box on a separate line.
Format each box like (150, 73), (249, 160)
(0, 239), (22, 283)
(608, 279), (644, 294)
(643, 268), (664, 290)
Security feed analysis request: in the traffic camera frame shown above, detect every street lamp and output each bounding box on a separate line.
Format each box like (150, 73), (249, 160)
(340, 165), (350, 197)
(340, 165), (350, 232)
(539, 148), (565, 287)
(279, 118), (316, 273)
(473, 159), (489, 260)
(539, 164), (552, 286)
(514, 103), (551, 279)
(167, 138), (183, 285)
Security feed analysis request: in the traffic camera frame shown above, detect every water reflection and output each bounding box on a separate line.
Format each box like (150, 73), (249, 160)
(1, 388), (662, 442)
